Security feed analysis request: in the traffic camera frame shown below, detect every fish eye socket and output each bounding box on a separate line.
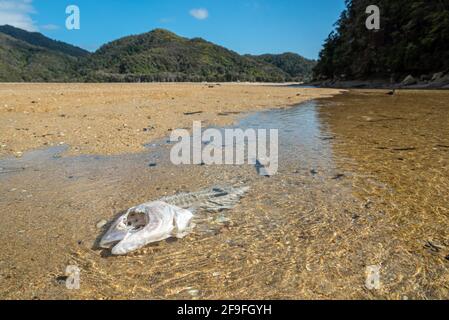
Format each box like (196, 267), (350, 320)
(124, 212), (148, 231)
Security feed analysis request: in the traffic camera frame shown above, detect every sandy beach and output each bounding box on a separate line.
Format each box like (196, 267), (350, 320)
(0, 83), (341, 157)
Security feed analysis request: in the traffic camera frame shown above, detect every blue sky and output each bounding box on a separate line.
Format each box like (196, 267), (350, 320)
(0, 0), (346, 59)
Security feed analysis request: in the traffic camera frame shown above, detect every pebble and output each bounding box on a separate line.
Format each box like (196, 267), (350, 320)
(187, 289), (200, 297)
(216, 215), (230, 224)
(96, 219), (108, 229)
(212, 272), (221, 277)
(332, 173), (345, 180)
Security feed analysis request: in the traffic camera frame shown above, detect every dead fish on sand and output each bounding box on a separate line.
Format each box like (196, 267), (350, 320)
(100, 186), (249, 255)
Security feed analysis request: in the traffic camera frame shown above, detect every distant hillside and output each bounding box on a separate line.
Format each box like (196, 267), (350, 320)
(313, 0), (449, 81)
(80, 29), (291, 82)
(0, 25), (89, 58)
(0, 32), (80, 82)
(0, 26), (312, 83)
(249, 53), (316, 81)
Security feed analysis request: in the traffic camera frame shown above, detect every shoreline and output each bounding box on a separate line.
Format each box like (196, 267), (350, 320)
(0, 83), (342, 158)
(307, 79), (449, 90)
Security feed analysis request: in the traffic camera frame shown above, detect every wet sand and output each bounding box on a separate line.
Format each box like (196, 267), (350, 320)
(0, 83), (339, 157)
(0, 87), (448, 300)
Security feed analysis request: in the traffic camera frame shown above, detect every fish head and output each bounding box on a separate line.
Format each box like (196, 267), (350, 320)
(99, 208), (148, 249)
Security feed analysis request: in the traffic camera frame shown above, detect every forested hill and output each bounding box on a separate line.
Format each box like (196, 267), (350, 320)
(0, 26), (315, 83)
(80, 29), (300, 82)
(313, 0), (449, 81)
(0, 27), (83, 82)
(248, 53), (316, 82)
(0, 25), (89, 58)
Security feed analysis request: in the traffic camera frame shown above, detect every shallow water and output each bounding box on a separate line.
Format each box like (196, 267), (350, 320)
(0, 90), (448, 299)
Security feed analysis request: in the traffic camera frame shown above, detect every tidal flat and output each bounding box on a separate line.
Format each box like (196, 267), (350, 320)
(0, 85), (448, 299)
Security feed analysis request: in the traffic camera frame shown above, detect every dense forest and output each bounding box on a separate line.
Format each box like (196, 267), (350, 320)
(248, 53), (316, 82)
(0, 26), (315, 83)
(0, 31), (81, 82)
(313, 0), (449, 81)
(81, 29), (291, 82)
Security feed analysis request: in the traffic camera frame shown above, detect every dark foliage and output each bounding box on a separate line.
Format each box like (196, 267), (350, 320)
(0, 32), (81, 82)
(80, 29), (293, 82)
(313, 0), (449, 81)
(249, 53), (316, 81)
(0, 25), (89, 58)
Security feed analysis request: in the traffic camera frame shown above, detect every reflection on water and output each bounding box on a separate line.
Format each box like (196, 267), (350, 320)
(0, 91), (448, 300)
(237, 101), (333, 169)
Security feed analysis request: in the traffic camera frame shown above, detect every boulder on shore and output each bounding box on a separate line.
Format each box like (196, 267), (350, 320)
(431, 72), (444, 82)
(401, 75), (417, 86)
(431, 73), (449, 85)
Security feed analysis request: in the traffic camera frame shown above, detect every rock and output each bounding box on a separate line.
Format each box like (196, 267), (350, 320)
(255, 158), (276, 177)
(184, 111), (203, 116)
(386, 89), (396, 96)
(148, 163), (157, 167)
(431, 72), (444, 82)
(187, 289), (200, 297)
(216, 215), (230, 224)
(332, 173), (345, 180)
(401, 75), (417, 86)
(96, 219), (108, 229)
(310, 169), (318, 176)
(420, 74), (431, 82)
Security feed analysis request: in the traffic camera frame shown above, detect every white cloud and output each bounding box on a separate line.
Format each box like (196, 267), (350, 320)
(0, 0), (37, 31)
(189, 8), (208, 20)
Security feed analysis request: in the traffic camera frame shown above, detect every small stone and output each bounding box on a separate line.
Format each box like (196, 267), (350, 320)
(212, 272), (221, 277)
(310, 169), (318, 175)
(216, 215), (230, 224)
(187, 289), (200, 297)
(96, 220), (108, 229)
(149, 163), (157, 168)
(402, 75), (417, 86)
(431, 72), (444, 82)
